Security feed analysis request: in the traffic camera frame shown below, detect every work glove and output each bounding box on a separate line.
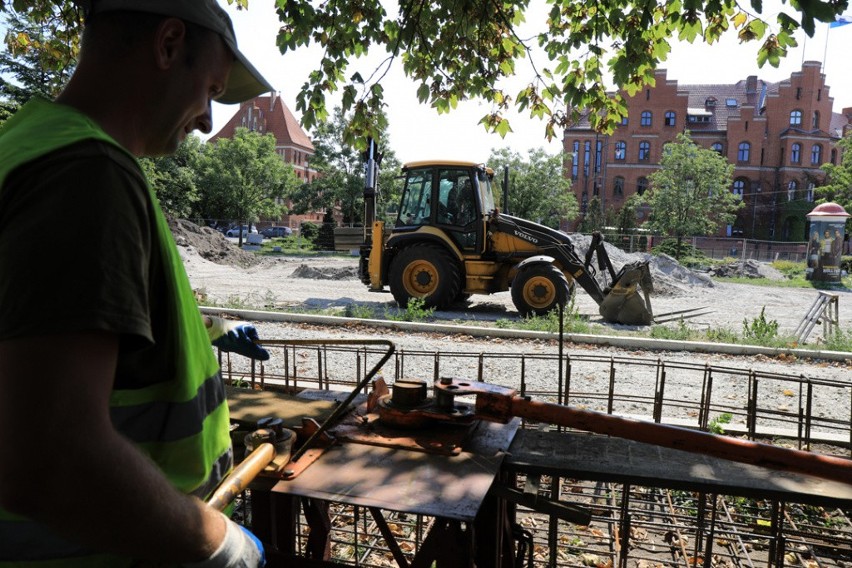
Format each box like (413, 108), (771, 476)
(185, 513), (266, 568)
(206, 316), (270, 361)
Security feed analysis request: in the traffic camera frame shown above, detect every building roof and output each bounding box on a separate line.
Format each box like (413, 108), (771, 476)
(567, 74), (782, 131)
(210, 93), (315, 151)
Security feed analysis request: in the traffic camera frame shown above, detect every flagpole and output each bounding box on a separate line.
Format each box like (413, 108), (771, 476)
(823, 24), (830, 71)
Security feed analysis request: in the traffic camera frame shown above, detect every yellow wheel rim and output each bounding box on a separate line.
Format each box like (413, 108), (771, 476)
(402, 259), (439, 297)
(522, 275), (556, 310)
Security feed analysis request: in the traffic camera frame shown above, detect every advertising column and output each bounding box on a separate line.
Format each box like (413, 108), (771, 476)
(805, 202), (850, 282)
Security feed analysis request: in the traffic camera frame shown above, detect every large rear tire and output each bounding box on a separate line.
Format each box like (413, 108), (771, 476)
(389, 243), (462, 310)
(511, 264), (572, 317)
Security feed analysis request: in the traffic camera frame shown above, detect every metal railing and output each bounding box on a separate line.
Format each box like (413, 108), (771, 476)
(223, 342), (851, 568)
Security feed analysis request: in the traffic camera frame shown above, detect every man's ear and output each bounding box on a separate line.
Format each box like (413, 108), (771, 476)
(153, 18), (187, 70)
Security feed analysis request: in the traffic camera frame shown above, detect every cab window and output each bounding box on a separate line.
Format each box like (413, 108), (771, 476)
(397, 169), (432, 226)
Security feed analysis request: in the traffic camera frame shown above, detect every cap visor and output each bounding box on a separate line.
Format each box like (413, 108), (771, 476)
(218, 51), (274, 104)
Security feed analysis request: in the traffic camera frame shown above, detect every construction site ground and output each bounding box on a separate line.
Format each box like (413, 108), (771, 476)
(172, 221), (852, 568)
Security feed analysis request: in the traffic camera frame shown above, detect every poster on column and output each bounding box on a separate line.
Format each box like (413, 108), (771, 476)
(805, 220), (845, 282)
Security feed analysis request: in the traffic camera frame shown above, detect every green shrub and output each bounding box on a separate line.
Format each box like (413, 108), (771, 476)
(300, 222), (319, 243)
(386, 296), (435, 322)
(708, 412), (733, 434)
(822, 327), (852, 352)
(742, 307), (780, 341)
(841, 255), (852, 275)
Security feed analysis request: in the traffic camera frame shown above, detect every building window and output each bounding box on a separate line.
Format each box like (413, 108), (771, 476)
(737, 142), (750, 163)
(790, 143), (801, 164)
(638, 141), (650, 161)
(640, 111), (652, 127)
(636, 177), (648, 196)
(711, 142), (723, 154)
(621, 116), (628, 125)
(664, 111), (676, 126)
(613, 176), (624, 197)
(583, 141), (591, 176)
(725, 98), (737, 107)
(789, 110), (802, 126)
(831, 148), (837, 164)
(595, 140), (603, 174)
(571, 140), (579, 179)
(732, 179), (745, 199)
(787, 180), (797, 201)
(812, 111), (820, 129)
(614, 141), (626, 160)
(806, 183), (815, 202)
(811, 144), (822, 165)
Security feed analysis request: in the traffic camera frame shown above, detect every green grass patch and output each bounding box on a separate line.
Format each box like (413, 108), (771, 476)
(649, 318), (699, 341)
(495, 299), (591, 334)
(822, 328), (852, 352)
(256, 235), (317, 255)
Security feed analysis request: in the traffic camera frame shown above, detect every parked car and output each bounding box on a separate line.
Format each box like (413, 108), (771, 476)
(262, 226), (292, 238)
(225, 225), (258, 238)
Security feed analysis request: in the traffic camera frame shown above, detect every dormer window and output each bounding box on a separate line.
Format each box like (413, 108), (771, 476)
(705, 97), (717, 108)
(725, 98), (737, 107)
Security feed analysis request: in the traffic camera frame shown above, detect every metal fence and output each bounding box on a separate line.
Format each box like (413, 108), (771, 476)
(225, 342), (851, 568)
(601, 232), (814, 263)
(194, 218), (836, 264)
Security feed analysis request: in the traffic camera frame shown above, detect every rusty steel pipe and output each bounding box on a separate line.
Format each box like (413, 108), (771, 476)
(478, 393), (852, 486)
(206, 443), (276, 512)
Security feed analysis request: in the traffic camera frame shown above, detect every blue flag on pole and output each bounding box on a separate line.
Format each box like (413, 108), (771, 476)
(830, 15), (852, 28)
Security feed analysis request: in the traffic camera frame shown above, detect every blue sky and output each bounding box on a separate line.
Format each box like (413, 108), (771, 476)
(207, 3), (846, 164)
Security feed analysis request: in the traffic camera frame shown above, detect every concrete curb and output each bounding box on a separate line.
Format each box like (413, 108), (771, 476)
(200, 306), (852, 363)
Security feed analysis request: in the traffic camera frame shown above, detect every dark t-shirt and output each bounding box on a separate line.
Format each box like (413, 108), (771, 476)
(0, 140), (172, 389)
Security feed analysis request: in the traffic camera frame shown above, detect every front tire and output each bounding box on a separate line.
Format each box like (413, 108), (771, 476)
(389, 243), (462, 310)
(511, 264), (572, 317)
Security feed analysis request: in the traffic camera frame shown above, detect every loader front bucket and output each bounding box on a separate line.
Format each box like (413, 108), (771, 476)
(598, 261), (654, 325)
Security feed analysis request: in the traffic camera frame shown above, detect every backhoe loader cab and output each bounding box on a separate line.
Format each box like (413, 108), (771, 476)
(359, 157), (655, 325)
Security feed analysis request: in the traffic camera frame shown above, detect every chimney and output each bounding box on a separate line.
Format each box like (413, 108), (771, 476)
(270, 91), (278, 111)
(746, 75), (757, 95)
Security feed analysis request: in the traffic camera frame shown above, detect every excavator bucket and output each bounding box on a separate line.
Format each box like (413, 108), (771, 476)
(598, 261), (655, 325)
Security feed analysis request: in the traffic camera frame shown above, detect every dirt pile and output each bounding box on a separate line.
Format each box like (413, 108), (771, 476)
(168, 218), (261, 269)
(291, 264), (360, 280)
(566, 234), (713, 297)
(710, 259), (786, 280)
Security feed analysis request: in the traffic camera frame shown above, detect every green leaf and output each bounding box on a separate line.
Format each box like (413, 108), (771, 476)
(495, 118), (512, 137)
(416, 83), (430, 104)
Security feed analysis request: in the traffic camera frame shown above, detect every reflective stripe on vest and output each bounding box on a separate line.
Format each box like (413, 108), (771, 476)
(0, 99), (232, 565)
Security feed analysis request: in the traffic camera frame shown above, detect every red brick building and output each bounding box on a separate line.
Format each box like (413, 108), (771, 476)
(210, 93), (326, 229)
(564, 61), (852, 240)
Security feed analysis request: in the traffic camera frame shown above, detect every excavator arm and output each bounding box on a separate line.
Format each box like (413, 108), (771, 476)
(490, 216), (654, 325)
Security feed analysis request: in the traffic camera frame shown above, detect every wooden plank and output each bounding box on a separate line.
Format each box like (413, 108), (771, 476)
(505, 430), (852, 507)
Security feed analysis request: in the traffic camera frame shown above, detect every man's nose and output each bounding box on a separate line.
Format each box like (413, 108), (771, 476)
(195, 100), (213, 134)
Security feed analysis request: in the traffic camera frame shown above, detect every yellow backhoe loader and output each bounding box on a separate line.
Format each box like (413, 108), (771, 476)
(358, 140), (655, 325)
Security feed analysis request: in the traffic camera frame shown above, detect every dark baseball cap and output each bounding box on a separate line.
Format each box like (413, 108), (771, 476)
(77, 0), (274, 104)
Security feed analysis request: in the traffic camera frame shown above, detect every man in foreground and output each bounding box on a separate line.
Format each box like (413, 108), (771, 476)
(0, 1), (274, 565)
